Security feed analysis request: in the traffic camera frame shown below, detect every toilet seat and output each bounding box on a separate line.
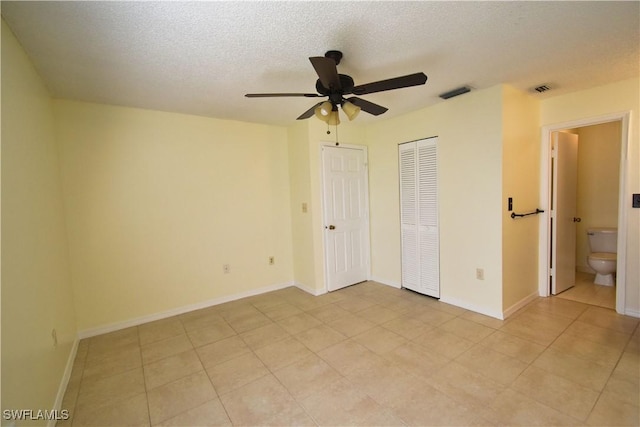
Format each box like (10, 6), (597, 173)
(589, 252), (616, 262)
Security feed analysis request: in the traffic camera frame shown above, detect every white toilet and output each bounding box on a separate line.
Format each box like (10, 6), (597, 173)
(586, 227), (617, 286)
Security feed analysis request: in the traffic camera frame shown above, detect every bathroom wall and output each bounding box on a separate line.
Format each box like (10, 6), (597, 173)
(575, 121), (621, 272)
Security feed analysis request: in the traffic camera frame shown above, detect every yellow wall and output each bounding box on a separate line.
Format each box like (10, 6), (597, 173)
(541, 77), (640, 315)
(501, 85), (541, 311)
(54, 100), (294, 331)
(287, 121), (317, 292)
(288, 119), (366, 294)
(365, 86), (505, 317)
(1, 21), (77, 423)
(575, 122), (621, 272)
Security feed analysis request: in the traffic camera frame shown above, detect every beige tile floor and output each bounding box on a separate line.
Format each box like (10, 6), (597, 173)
(59, 281), (640, 426)
(556, 271), (616, 309)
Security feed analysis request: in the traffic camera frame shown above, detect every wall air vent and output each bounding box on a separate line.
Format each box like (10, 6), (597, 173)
(533, 84), (551, 93)
(439, 86), (471, 100)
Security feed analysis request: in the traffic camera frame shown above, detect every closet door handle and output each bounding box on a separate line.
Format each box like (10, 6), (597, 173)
(573, 217), (581, 223)
(327, 225), (336, 230)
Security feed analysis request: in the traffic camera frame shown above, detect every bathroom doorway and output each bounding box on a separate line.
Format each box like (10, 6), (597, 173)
(553, 122), (621, 309)
(539, 113), (629, 314)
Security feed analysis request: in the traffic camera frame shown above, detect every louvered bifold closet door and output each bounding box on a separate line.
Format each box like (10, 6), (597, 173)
(417, 139), (439, 297)
(399, 143), (419, 290)
(399, 138), (439, 298)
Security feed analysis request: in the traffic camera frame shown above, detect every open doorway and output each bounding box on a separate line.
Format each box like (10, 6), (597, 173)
(551, 122), (621, 309)
(539, 112), (630, 314)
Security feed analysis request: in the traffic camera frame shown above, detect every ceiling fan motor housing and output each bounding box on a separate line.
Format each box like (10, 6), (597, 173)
(315, 74), (355, 105)
(324, 50), (343, 65)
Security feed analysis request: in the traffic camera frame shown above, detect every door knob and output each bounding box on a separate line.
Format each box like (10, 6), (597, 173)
(328, 225), (336, 230)
(573, 217), (581, 222)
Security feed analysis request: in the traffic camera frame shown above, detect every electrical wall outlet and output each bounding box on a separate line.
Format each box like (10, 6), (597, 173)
(302, 202), (308, 213)
(476, 268), (485, 280)
(223, 264), (230, 274)
(269, 256), (275, 265)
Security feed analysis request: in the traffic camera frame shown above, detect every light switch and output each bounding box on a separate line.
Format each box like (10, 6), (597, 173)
(302, 202), (308, 213)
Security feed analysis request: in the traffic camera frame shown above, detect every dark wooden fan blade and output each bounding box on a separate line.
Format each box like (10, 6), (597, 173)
(309, 57), (341, 90)
(297, 102), (324, 120)
(352, 72), (427, 95)
(346, 97), (388, 116)
(245, 93), (322, 98)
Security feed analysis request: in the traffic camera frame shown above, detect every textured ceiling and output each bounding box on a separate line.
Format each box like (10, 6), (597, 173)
(2, 1), (639, 126)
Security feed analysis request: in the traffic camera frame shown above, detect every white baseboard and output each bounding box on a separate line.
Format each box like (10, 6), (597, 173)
(502, 291), (539, 319)
(623, 308), (640, 318)
(439, 295), (504, 320)
(369, 276), (401, 289)
(293, 281), (326, 296)
(78, 281), (295, 339)
(49, 337), (79, 427)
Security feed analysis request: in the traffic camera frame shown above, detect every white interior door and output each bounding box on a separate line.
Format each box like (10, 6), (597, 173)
(551, 131), (578, 295)
(322, 145), (370, 291)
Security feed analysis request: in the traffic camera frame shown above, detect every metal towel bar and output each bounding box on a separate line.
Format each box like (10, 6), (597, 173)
(511, 208), (544, 219)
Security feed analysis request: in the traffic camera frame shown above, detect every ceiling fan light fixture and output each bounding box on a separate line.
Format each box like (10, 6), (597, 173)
(314, 109), (329, 123)
(314, 101), (333, 122)
(327, 110), (340, 126)
(342, 101), (361, 121)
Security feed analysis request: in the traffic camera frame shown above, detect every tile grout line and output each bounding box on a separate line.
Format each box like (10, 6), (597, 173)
(135, 326), (155, 427)
(502, 303), (637, 424)
(582, 319), (640, 422)
(150, 314), (233, 426)
(64, 282), (638, 426)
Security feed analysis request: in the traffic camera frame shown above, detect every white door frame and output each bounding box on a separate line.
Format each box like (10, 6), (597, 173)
(538, 112), (630, 314)
(320, 142), (372, 292)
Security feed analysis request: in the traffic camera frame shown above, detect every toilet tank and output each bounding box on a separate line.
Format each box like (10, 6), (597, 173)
(587, 228), (617, 253)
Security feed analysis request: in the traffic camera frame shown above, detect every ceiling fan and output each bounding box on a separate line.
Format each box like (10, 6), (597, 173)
(245, 50), (428, 125)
